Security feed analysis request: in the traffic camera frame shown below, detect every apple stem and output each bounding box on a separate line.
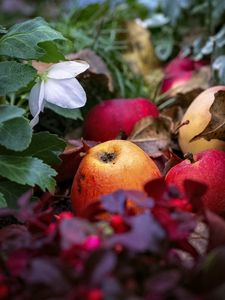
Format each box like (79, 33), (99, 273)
(174, 120), (190, 134)
(184, 152), (195, 163)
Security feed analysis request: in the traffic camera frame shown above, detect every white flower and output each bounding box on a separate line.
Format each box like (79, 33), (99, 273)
(29, 60), (89, 127)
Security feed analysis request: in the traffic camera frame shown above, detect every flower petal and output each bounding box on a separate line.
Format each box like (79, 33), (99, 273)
(47, 61), (89, 79)
(44, 78), (87, 108)
(28, 80), (45, 127)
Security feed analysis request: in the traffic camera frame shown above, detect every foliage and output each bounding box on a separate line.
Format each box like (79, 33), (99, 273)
(54, 1), (151, 100)
(0, 180), (207, 299)
(0, 17), (68, 207)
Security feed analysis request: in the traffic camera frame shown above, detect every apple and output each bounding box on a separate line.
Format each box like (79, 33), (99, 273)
(178, 86), (225, 154)
(83, 98), (159, 142)
(161, 71), (193, 94)
(71, 140), (161, 217)
(161, 54), (205, 94)
(165, 149), (225, 216)
(164, 55), (204, 75)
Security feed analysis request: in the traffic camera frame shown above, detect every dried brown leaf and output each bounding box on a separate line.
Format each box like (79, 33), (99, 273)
(128, 116), (174, 157)
(66, 49), (113, 92)
(191, 90), (225, 142)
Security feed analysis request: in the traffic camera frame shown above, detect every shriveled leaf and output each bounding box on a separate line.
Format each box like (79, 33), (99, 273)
(0, 61), (36, 96)
(67, 49), (113, 92)
(0, 17), (65, 59)
(128, 115), (173, 157)
(162, 150), (183, 176)
(0, 117), (32, 151)
(0, 155), (56, 191)
(191, 90), (225, 142)
(56, 139), (97, 182)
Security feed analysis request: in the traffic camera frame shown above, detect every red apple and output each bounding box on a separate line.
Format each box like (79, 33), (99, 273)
(83, 98), (159, 142)
(161, 53), (205, 94)
(165, 149), (225, 216)
(164, 55), (204, 75)
(161, 71), (193, 94)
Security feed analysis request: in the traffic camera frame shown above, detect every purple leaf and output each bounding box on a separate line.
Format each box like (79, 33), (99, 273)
(105, 213), (165, 253)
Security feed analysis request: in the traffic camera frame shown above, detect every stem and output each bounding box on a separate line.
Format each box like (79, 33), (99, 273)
(9, 93), (15, 105)
(184, 152), (195, 163)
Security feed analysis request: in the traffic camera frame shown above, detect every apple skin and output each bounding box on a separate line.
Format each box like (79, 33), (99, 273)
(164, 55), (204, 75)
(165, 149), (225, 216)
(83, 98), (159, 142)
(178, 86), (225, 154)
(161, 54), (204, 94)
(71, 140), (161, 217)
(161, 71), (193, 94)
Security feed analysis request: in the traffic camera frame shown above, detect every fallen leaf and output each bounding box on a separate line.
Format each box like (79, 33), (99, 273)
(128, 116), (174, 157)
(158, 67), (211, 117)
(166, 66), (210, 97)
(66, 49), (113, 92)
(191, 90), (225, 142)
(55, 139), (98, 183)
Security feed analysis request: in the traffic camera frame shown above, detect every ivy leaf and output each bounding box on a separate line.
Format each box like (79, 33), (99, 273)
(46, 102), (83, 120)
(0, 155), (57, 192)
(0, 61), (36, 96)
(0, 17), (66, 60)
(0, 117), (32, 151)
(0, 181), (29, 208)
(0, 192), (7, 208)
(21, 132), (66, 165)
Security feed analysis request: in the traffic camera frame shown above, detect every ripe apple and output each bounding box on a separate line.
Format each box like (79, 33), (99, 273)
(164, 55), (204, 75)
(178, 86), (225, 154)
(165, 149), (225, 216)
(71, 140), (161, 217)
(161, 54), (204, 94)
(83, 98), (159, 142)
(161, 71), (193, 94)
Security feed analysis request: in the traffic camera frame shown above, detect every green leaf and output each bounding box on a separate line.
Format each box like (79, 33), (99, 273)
(0, 105), (25, 122)
(213, 55), (225, 84)
(0, 155), (56, 192)
(0, 192), (7, 208)
(0, 181), (29, 208)
(21, 132), (66, 165)
(46, 102), (83, 120)
(0, 117), (32, 151)
(0, 17), (66, 60)
(0, 25), (7, 34)
(0, 61), (36, 96)
(38, 41), (65, 62)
